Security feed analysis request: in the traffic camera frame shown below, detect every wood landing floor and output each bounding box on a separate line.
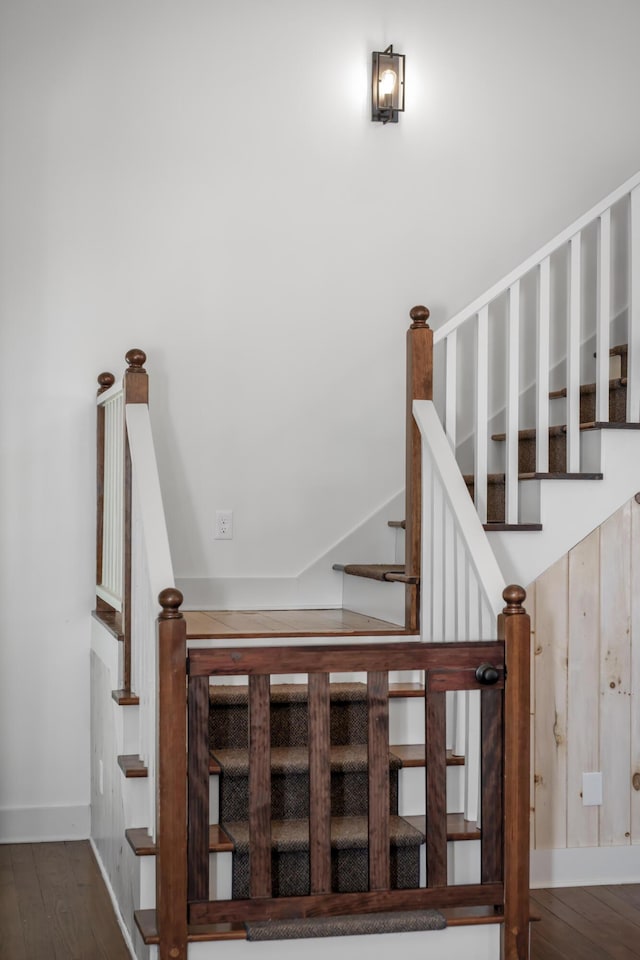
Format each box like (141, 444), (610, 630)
(2, 840), (640, 958)
(183, 607), (413, 639)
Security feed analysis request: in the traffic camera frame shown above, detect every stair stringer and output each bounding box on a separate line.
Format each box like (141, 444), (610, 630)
(486, 428), (640, 587)
(90, 617), (156, 960)
(177, 924), (501, 960)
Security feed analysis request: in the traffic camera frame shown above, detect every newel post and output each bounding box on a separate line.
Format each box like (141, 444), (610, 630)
(157, 587), (188, 960)
(405, 305), (433, 631)
(499, 585), (531, 960)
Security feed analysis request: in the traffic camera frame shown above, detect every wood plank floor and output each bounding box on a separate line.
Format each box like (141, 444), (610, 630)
(3, 840), (640, 958)
(183, 607), (412, 639)
(531, 884), (640, 958)
(0, 841), (131, 960)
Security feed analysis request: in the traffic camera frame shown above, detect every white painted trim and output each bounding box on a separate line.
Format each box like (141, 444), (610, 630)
(0, 804), (90, 843)
(96, 379), (124, 406)
(531, 845), (640, 888)
(89, 838), (138, 960)
(96, 584), (123, 612)
(434, 168), (640, 342)
(126, 404), (174, 603)
(413, 400), (506, 617)
(187, 924), (500, 960)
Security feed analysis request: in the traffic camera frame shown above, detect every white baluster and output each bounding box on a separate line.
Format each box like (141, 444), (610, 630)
(537, 257), (551, 474)
(567, 234), (582, 472)
(475, 307), (489, 524)
(445, 330), (457, 451)
(597, 209), (611, 424)
(506, 281), (520, 525)
(629, 187), (640, 422)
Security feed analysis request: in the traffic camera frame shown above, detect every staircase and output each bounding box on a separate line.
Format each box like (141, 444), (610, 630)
(90, 164), (640, 960)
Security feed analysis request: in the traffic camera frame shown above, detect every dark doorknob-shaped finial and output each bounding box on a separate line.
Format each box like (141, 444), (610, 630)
(476, 663), (500, 685)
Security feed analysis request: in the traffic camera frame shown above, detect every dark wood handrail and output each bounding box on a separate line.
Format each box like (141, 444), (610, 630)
(153, 587), (532, 958)
(405, 305), (433, 631)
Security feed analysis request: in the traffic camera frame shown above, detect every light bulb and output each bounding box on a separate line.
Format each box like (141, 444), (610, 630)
(379, 69), (397, 97)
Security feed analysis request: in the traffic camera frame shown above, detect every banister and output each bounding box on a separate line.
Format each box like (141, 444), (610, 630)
(434, 167), (640, 344)
(413, 399), (506, 618)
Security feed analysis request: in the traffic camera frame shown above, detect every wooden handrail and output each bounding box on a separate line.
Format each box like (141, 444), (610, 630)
(405, 305), (433, 631)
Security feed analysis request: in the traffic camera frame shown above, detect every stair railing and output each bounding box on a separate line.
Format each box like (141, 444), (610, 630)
(154, 586), (531, 960)
(414, 398), (507, 822)
(96, 349), (153, 694)
(431, 170), (640, 526)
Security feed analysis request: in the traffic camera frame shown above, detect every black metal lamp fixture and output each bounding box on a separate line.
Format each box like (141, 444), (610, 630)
(371, 44), (405, 124)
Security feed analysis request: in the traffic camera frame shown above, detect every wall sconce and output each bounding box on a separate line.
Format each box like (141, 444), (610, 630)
(371, 44), (405, 124)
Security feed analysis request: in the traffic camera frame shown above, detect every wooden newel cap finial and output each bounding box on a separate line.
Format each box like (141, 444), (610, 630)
(409, 305), (430, 330)
(125, 348), (147, 372)
(158, 587), (184, 619)
(97, 372), (115, 395)
(503, 584), (526, 614)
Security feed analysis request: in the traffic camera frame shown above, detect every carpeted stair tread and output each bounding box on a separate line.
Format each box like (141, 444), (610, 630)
(222, 815), (425, 854)
(245, 909), (446, 941)
(211, 744), (403, 776)
(209, 681), (372, 750)
(210, 682), (368, 706)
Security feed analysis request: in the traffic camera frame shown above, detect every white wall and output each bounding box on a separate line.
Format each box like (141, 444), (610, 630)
(2, 0), (640, 836)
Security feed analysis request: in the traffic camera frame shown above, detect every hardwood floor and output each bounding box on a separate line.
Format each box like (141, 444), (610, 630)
(531, 884), (640, 958)
(0, 841), (131, 960)
(183, 607), (413, 639)
(2, 840), (640, 959)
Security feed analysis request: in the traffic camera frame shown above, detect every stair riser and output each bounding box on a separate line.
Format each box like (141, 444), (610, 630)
(218, 768), (400, 822)
(182, 924), (501, 960)
(230, 846), (421, 899)
(573, 383), (627, 423)
(465, 479), (505, 524)
(210, 699), (369, 750)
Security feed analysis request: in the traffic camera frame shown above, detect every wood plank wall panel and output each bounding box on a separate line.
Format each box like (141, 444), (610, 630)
(529, 496), (640, 855)
(630, 498), (640, 842)
(567, 529), (600, 848)
(599, 502), (631, 847)
(533, 555), (569, 850)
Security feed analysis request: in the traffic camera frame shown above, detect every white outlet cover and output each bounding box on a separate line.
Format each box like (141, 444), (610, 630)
(215, 509), (233, 540)
(582, 771), (603, 806)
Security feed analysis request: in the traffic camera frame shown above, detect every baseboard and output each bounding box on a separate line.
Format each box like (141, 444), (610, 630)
(0, 803), (90, 843)
(531, 845), (640, 888)
(90, 838), (137, 960)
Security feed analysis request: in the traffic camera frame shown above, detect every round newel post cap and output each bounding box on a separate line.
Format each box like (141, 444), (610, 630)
(97, 372), (115, 395)
(125, 348), (147, 372)
(503, 584), (526, 614)
(409, 305), (430, 330)
(159, 587), (184, 619)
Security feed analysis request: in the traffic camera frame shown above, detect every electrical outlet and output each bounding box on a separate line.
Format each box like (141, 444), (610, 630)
(582, 772), (603, 806)
(215, 509), (233, 540)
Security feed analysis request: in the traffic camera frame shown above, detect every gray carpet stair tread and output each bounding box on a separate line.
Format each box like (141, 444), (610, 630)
(245, 909), (446, 940)
(209, 682), (368, 705)
(223, 815), (425, 853)
(211, 744), (403, 776)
